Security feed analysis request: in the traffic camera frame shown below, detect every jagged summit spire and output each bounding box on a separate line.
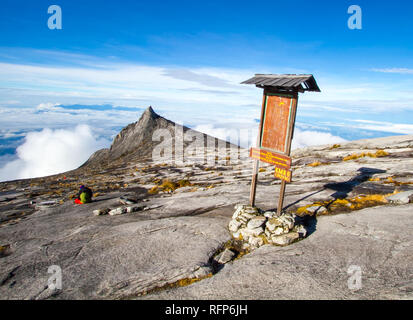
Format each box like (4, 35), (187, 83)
(142, 106), (159, 120)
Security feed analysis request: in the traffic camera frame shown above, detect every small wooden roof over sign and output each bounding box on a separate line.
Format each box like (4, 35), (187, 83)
(241, 74), (321, 93)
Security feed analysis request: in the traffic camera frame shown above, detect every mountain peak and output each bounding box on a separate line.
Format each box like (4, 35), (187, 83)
(142, 106), (159, 120)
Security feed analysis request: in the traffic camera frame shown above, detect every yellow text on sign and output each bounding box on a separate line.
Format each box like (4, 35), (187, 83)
(275, 167), (292, 183)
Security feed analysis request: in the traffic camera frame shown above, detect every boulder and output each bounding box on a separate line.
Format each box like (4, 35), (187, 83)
(271, 232), (300, 246)
(228, 220), (242, 232)
(248, 236), (264, 248)
(247, 217), (266, 230)
(93, 208), (110, 216)
(215, 249), (236, 264)
(266, 217), (283, 231)
(109, 207), (126, 216)
(264, 211), (276, 218)
(386, 191), (413, 205)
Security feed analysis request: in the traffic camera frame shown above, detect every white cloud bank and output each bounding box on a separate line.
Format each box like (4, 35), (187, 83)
(193, 124), (346, 150)
(0, 125), (109, 182)
(291, 128), (347, 149)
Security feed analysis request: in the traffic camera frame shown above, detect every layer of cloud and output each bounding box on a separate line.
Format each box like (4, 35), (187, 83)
(0, 125), (109, 182)
(291, 128), (347, 149)
(351, 119), (413, 135)
(371, 68), (413, 74)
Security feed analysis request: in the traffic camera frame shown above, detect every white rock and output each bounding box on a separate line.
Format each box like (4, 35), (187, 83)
(232, 206), (243, 219)
(216, 249), (235, 264)
(273, 227), (285, 235)
(109, 207), (126, 216)
(240, 212), (256, 220)
(249, 236), (264, 247)
(250, 227), (264, 237)
(229, 219), (242, 232)
(232, 231), (241, 239)
(264, 211), (276, 218)
(266, 217), (283, 231)
(271, 232), (300, 246)
(386, 191), (413, 205)
(93, 208), (109, 216)
(239, 228), (251, 241)
(295, 225), (307, 238)
(279, 216), (294, 230)
(247, 217), (267, 230)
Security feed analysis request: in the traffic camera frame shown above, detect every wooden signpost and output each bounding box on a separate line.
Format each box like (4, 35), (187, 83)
(241, 74), (320, 215)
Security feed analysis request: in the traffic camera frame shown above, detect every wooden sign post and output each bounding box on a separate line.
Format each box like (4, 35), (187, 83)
(242, 74), (320, 215)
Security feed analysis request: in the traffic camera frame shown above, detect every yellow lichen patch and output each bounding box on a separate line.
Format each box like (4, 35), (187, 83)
(259, 168), (267, 172)
(138, 273), (213, 297)
(296, 192), (395, 216)
(383, 177), (413, 186)
(307, 162), (322, 167)
(160, 180), (178, 193)
(375, 150), (389, 157)
(148, 186), (159, 194)
(177, 179), (192, 188)
(206, 185), (215, 189)
(330, 144), (341, 150)
(148, 179), (193, 194)
(343, 150), (390, 161)
(368, 177), (381, 182)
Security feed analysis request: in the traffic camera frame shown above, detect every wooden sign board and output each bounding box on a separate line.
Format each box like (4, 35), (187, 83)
(249, 147), (291, 169)
(260, 94), (296, 154)
(243, 73), (320, 214)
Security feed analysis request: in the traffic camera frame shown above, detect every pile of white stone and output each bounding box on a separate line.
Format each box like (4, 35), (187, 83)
(228, 204), (307, 249)
(93, 205), (144, 216)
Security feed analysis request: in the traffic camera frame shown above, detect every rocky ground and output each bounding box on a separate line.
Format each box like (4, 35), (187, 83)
(0, 109), (412, 300)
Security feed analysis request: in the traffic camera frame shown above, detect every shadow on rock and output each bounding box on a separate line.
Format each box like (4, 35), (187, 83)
(324, 167), (386, 200)
(295, 215), (317, 237)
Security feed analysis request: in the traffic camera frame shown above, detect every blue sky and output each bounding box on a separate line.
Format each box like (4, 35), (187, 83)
(0, 0), (413, 179)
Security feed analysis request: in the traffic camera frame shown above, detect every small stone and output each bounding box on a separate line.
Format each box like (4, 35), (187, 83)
(232, 206), (243, 219)
(247, 217), (267, 230)
(109, 207), (126, 216)
(93, 208), (110, 216)
(249, 236), (264, 248)
(264, 211), (276, 218)
(250, 227), (264, 237)
(279, 215), (295, 230)
(216, 249), (236, 264)
(273, 227), (285, 235)
(232, 231), (241, 239)
(240, 212), (256, 220)
(295, 225), (307, 238)
(119, 197), (137, 205)
(266, 217), (283, 231)
(229, 219), (242, 232)
(271, 232), (300, 246)
(386, 191), (413, 205)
